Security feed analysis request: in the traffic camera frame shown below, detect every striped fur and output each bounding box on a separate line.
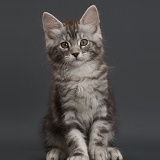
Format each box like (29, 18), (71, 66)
(42, 5), (122, 160)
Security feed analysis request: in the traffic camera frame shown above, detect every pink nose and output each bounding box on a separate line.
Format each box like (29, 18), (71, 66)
(72, 52), (79, 58)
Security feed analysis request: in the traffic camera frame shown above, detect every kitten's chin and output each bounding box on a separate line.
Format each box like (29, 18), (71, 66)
(70, 59), (85, 67)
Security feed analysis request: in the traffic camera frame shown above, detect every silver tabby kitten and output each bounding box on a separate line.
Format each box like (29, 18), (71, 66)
(42, 5), (123, 160)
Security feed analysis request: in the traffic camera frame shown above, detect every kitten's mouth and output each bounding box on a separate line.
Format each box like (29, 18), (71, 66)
(71, 58), (84, 66)
(73, 58), (82, 61)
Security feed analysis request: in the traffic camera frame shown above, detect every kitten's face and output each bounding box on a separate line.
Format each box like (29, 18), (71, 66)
(42, 5), (102, 67)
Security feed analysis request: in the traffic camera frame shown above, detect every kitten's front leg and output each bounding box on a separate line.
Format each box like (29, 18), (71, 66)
(89, 105), (123, 160)
(89, 117), (111, 160)
(63, 107), (89, 160)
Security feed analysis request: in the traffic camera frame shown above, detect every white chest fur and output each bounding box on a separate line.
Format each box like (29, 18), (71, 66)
(62, 62), (107, 128)
(68, 78), (102, 128)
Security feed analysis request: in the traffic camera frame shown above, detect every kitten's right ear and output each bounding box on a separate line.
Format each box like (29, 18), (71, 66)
(42, 12), (63, 38)
(80, 5), (100, 33)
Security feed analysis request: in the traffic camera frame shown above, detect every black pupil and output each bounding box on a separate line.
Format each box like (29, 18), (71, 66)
(62, 42), (68, 48)
(81, 39), (87, 46)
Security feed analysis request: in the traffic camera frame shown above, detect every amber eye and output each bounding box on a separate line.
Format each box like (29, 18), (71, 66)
(80, 39), (88, 46)
(61, 42), (69, 49)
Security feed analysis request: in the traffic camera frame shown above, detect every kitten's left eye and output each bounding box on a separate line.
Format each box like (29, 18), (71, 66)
(80, 39), (88, 46)
(61, 42), (69, 49)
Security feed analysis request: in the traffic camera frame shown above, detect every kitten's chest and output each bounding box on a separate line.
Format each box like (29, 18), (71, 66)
(60, 63), (108, 127)
(72, 79), (102, 124)
(76, 79), (97, 98)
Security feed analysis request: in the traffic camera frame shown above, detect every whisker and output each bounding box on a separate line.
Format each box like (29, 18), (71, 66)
(41, 60), (48, 66)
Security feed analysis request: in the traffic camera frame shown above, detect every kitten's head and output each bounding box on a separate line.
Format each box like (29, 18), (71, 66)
(42, 5), (103, 67)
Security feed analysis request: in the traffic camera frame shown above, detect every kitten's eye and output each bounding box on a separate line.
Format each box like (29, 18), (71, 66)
(80, 39), (88, 46)
(61, 42), (69, 49)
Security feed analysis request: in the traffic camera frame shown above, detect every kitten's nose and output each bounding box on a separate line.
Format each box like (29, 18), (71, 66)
(72, 52), (79, 58)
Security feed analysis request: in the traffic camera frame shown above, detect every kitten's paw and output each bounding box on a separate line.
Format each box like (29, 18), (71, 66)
(89, 145), (109, 160)
(67, 155), (89, 160)
(46, 148), (66, 160)
(107, 147), (123, 160)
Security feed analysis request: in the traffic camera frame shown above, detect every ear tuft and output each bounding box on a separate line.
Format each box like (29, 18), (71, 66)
(80, 5), (100, 27)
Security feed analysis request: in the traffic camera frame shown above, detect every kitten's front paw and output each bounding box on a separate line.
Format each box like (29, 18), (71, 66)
(46, 148), (65, 160)
(67, 155), (89, 160)
(107, 147), (123, 160)
(89, 145), (109, 160)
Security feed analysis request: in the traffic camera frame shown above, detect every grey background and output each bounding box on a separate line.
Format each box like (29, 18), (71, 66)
(0, 0), (160, 160)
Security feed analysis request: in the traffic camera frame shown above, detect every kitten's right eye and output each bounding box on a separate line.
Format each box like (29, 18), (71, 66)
(61, 42), (69, 49)
(80, 39), (88, 46)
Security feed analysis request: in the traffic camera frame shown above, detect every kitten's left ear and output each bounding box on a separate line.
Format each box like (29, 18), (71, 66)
(42, 12), (63, 38)
(80, 5), (100, 33)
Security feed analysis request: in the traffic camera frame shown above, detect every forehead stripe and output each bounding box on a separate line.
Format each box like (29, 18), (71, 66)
(65, 19), (79, 39)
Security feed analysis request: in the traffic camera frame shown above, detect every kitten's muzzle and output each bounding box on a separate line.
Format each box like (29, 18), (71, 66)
(72, 52), (79, 58)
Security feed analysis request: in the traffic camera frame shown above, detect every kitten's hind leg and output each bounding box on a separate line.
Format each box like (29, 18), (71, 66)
(42, 114), (68, 160)
(107, 147), (123, 160)
(46, 148), (66, 160)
